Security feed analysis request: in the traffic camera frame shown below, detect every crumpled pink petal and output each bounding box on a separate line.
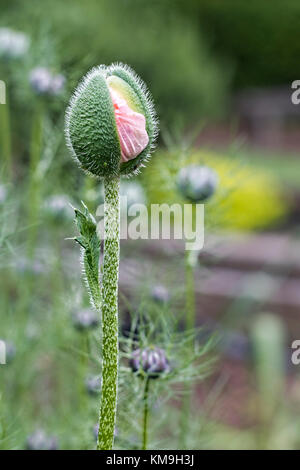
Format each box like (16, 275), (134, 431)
(109, 87), (149, 163)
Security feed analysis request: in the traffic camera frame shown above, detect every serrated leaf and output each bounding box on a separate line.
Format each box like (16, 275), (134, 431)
(71, 201), (101, 310)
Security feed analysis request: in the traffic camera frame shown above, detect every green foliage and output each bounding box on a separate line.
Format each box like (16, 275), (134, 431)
(1, 0), (230, 126)
(143, 148), (287, 232)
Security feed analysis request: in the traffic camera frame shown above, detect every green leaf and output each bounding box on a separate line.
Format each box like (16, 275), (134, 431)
(71, 201), (101, 311)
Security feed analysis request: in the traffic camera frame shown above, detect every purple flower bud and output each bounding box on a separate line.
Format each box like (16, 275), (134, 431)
(29, 67), (65, 96)
(26, 429), (58, 450)
(29, 67), (52, 94)
(73, 309), (99, 331)
(85, 375), (101, 396)
(130, 346), (170, 378)
(177, 165), (218, 203)
(151, 285), (170, 304)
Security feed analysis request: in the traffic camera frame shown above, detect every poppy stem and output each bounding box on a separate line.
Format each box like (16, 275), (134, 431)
(97, 175), (120, 450)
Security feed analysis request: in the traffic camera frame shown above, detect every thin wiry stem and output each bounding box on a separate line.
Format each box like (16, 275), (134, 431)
(180, 249), (197, 449)
(142, 377), (150, 450)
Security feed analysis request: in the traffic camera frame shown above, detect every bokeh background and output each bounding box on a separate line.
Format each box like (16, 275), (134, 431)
(1, 0), (300, 450)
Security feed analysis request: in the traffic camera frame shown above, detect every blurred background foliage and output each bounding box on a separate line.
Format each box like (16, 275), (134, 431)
(144, 149), (287, 231)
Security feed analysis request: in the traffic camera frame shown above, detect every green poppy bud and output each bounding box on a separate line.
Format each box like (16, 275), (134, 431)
(65, 63), (158, 178)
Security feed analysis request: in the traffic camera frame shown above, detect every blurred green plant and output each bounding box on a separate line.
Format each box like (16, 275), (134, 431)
(144, 148), (287, 232)
(1, 0), (230, 127)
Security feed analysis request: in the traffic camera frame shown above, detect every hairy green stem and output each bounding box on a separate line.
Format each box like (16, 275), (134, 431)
(97, 175), (120, 450)
(142, 377), (150, 450)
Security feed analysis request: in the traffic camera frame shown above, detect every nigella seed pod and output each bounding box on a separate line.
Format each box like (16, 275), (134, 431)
(130, 346), (170, 379)
(177, 165), (218, 203)
(26, 429), (58, 450)
(65, 63), (158, 178)
(72, 309), (99, 331)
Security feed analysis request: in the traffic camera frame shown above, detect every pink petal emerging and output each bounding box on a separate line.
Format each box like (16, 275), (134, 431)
(109, 88), (149, 163)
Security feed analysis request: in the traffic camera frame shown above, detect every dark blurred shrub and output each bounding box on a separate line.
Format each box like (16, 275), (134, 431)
(172, 0), (300, 88)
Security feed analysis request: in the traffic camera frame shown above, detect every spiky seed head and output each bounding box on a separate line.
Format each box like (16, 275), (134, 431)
(65, 63), (158, 178)
(130, 346), (170, 379)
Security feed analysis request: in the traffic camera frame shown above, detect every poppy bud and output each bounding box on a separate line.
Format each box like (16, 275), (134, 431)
(177, 165), (218, 202)
(65, 63), (158, 178)
(130, 346), (170, 379)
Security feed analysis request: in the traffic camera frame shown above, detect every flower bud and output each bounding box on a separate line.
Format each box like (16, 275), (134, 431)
(176, 165), (218, 202)
(130, 346), (170, 379)
(72, 309), (99, 332)
(26, 429), (58, 450)
(29, 67), (65, 96)
(65, 63), (158, 178)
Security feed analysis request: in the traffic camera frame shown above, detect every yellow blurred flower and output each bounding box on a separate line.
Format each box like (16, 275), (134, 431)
(143, 149), (286, 231)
